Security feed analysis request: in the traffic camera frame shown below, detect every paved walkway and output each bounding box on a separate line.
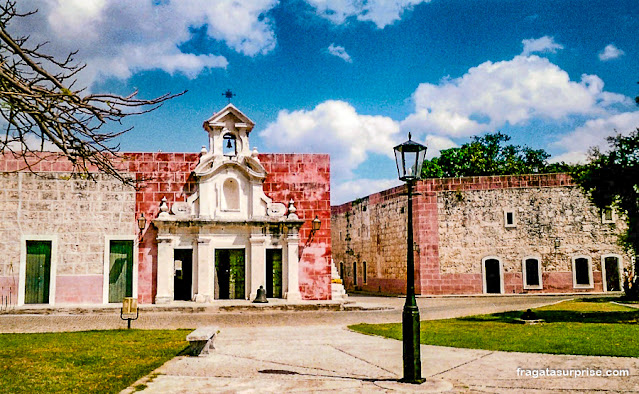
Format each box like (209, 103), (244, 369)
(124, 325), (639, 393)
(3, 295), (637, 392)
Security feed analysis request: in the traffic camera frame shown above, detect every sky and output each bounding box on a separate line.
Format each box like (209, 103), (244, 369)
(12, 0), (639, 204)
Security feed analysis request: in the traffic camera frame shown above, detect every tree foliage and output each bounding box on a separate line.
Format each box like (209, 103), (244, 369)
(421, 132), (572, 178)
(573, 130), (639, 298)
(0, 1), (183, 185)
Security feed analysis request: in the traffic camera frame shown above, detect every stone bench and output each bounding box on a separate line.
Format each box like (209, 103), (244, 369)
(186, 326), (219, 356)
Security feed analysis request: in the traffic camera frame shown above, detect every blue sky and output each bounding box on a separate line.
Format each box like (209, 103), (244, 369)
(15, 0), (639, 204)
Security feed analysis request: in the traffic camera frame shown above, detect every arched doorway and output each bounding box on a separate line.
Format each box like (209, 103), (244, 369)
(483, 257), (502, 294)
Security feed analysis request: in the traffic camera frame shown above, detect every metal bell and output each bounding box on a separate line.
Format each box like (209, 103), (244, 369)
(253, 285), (268, 303)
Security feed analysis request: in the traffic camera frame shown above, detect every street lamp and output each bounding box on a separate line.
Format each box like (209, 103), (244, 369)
(393, 132), (426, 384)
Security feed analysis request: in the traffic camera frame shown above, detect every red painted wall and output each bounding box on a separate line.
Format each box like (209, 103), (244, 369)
(1, 151), (332, 304)
(127, 152), (332, 302)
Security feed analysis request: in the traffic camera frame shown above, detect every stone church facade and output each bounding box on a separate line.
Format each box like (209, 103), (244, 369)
(332, 174), (632, 295)
(0, 104), (332, 306)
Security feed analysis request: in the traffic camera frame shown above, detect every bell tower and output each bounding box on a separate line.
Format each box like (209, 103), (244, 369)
(202, 103), (254, 158)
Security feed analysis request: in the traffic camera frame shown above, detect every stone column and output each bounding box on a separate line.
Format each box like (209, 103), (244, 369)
(155, 236), (174, 304)
(284, 227), (302, 301)
(195, 237), (213, 303)
(249, 233), (266, 300)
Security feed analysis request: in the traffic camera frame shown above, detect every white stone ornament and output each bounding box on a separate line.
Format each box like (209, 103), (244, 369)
(287, 199), (298, 219)
(158, 196), (170, 218)
(267, 202), (286, 217)
(171, 201), (190, 218)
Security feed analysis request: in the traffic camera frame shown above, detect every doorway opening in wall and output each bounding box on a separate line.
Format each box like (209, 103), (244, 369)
(25, 241), (52, 304)
(604, 256), (622, 292)
(174, 249), (193, 301)
(483, 258), (502, 294)
(266, 249), (282, 298)
(108, 240), (133, 304)
(215, 249), (245, 299)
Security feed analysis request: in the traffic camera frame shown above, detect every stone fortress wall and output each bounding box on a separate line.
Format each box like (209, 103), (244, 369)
(0, 151), (331, 305)
(332, 173), (632, 295)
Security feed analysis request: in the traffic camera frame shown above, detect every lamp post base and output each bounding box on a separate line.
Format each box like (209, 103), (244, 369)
(402, 304), (423, 384)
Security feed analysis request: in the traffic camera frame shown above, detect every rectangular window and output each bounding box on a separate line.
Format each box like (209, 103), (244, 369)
(602, 208), (615, 223)
(353, 262), (357, 286)
(504, 209), (516, 228)
(573, 257), (592, 288)
(108, 240), (134, 303)
(362, 261), (367, 284)
(25, 241), (52, 304)
(523, 258), (542, 289)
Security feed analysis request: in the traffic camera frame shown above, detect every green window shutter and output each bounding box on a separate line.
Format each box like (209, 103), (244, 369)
(25, 241), (52, 304)
(108, 240), (133, 303)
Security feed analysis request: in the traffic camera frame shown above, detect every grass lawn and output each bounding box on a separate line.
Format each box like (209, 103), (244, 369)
(0, 329), (189, 394)
(350, 299), (639, 357)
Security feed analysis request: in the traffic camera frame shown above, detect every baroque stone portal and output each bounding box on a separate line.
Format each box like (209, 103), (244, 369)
(153, 104), (304, 303)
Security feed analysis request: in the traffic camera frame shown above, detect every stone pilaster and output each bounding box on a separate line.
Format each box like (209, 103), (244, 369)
(195, 237), (213, 303)
(155, 236), (174, 304)
(284, 226), (302, 301)
(249, 234), (266, 300)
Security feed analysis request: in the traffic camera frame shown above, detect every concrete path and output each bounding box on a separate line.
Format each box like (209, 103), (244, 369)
(125, 325), (639, 393)
(3, 295), (637, 392)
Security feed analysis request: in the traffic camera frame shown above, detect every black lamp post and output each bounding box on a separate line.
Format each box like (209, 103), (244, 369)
(393, 132), (427, 384)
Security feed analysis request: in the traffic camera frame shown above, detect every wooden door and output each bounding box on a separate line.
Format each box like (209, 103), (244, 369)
(266, 249), (282, 298)
(108, 240), (133, 303)
(25, 241), (52, 304)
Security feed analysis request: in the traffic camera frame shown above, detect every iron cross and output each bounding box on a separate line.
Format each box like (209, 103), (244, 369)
(222, 89), (235, 103)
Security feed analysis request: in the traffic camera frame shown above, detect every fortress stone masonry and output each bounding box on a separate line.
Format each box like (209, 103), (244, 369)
(0, 104), (332, 307)
(332, 173), (632, 295)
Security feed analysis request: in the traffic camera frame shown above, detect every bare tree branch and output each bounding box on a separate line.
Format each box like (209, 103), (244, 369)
(0, 1), (185, 185)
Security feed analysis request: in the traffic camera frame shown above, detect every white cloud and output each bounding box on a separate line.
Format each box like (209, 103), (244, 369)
(598, 44), (625, 61)
(401, 55), (630, 138)
(522, 36), (564, 56)
(259, 100), (400, 180)
(424, 135), (457, 158)
(14, 0), (278, 86)
(332, 178), (401, 205)
(305, 0), (430, 28)
(552, 111), (639, 163)
(327, 44), (352, 63)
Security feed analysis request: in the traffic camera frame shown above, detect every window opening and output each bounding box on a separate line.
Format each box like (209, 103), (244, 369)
(523, 257), (542, 289)
(573, 257), (592, 287)
(362, 261), (367, 284)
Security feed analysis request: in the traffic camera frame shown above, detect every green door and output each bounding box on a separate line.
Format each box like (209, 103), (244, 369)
(215, 249), (245, 299)
(266, 249), (282, 298)
(108, 240), (133, 303)
(25, 241), (52, 304)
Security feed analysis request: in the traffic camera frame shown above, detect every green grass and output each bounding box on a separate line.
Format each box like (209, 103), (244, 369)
(350, 299), (639, 358)
(0, 329), (189, 394)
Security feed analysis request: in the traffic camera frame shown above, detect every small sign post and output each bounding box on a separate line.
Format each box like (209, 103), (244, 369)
(120, 297), (139, 329)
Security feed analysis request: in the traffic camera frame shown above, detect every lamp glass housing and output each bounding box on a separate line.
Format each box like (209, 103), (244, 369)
(312, 215), (321, 232)
(137, 214), (147, 231)
(393, 134), (427, 181)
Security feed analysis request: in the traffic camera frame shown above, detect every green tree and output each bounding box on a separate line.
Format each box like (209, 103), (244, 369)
(421, 132), (570, 178)
(573, 130), (639, 299)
